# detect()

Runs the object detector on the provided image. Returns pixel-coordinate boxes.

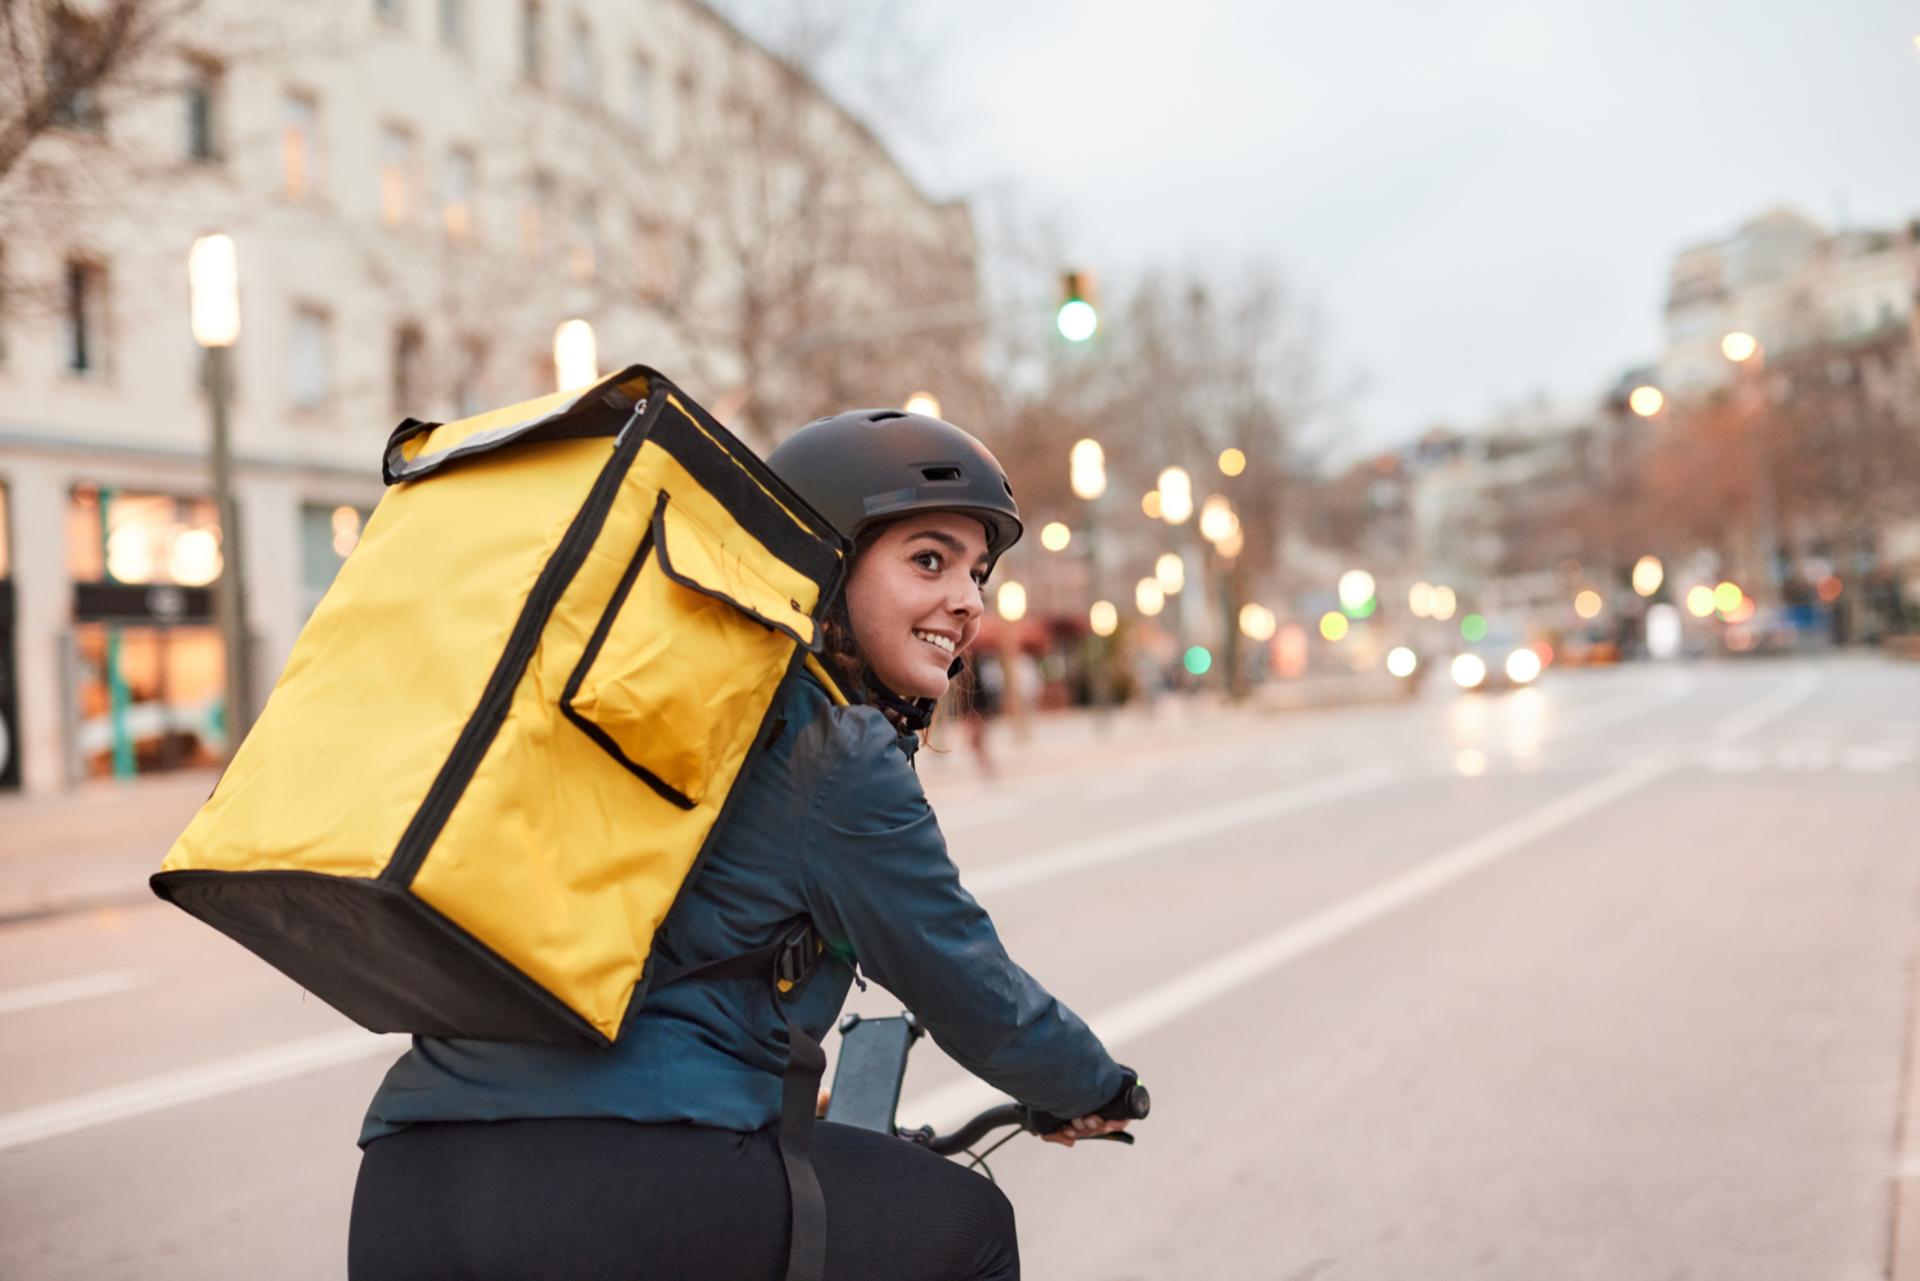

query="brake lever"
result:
[1084,1132,1134,1145]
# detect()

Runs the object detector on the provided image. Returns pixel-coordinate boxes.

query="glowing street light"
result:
[1089,600,1118,637]
[1628,385,1665,418]
[1685,585,1717,618]
[1409,581,1434,618]
[1386,646,1418,678]
[1430,585,1458,621]
[1721,331,1760,363]
[1713,580,1743,613]
[1632,555,1664,597]
[188,234,240,348]
[1574,589,1603,619]
[1337,569,1376,613]
[996,580,1028,622]
[1039,521,1072,552]
[903,390,942,417]
[1218,447,1247,477]
[1155,552,1185,594]
[1198,494,1238,544]
[1156,466,1193,524]
[554,319,598,391]
[1238,603,1277,641]
[1140,490,1163,519]
[1069,438,1107,500]
[1135,578,1165,616]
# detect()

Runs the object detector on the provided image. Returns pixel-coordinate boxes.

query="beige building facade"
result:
[0,0,981,793]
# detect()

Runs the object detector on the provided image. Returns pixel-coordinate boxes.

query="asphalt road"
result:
[2,657,1916,1279]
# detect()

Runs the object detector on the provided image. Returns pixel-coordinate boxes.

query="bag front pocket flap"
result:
[652,493,821,653]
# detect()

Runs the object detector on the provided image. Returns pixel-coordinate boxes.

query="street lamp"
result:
[1628,385,1665,418]
[1156,466,1193,525]
[554,318,598,391]
[1071,439,1112,716]
[188,233,254,748]
[1069,438,1107,500]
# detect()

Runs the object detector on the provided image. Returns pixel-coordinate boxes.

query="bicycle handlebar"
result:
[905,1080,1152,1155]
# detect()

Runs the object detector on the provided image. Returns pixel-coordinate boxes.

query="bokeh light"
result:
[1141,490,1163,519]
[1386,646,1418,677]
[1460,613,1488,642]
[1818,575,1843,602]
[1721,331,1759,363]
[1337,569,1376,613]
[1155,552,1185,594]
[1632,555,1664,597]
[1505,648,1542,683]
[1713,581,1742,613]
[1686,585,1717,617]
[1039,521,1071,552]
[903,391,941,417]
[1089,600,1118,636]
[1056,298,1098,342]
[169,528,223,586]
[1574,589,1602,619]
[1135,578,1165,616]
[331,505,362,557]
[1450,653,1487,689]
[1319,611,1349,641]
[1156,466,1193,524]
[1628,385,1665,417]
[1455,747,1487,777]
[1218,447,1247,477]
[1239,603,1277,641]
[1409,581,1434,618]
[1198,494,1238,544]
[1431,585,1458,621]
[1184,646,1212,676]
[996,580,1027,621]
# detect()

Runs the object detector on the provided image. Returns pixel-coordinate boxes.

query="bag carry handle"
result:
[382,368,653,485]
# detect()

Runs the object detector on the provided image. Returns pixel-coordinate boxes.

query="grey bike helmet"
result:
[766,409,1023,571]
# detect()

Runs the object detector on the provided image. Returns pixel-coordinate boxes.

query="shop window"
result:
[67,486,222,588]
[73,623,227,778]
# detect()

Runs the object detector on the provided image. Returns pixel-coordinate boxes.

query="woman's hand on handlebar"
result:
[1041,1114,1130,1148]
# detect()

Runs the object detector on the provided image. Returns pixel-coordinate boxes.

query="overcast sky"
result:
[732,0,1920,454]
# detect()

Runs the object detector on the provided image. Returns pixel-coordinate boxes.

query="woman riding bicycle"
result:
[348,408,1138,1280]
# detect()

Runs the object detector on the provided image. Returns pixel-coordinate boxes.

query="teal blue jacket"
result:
[360,671,1122,1144]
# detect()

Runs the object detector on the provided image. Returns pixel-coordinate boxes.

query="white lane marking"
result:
[964,765,1401,896]
[902,668,1820,1132]
[1712,669,1821,742]
[0,969,151,1016]
[0,1030,407,1152]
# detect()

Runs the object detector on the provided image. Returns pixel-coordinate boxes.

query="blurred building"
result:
[0,0,980,793]
[1660,206,1918,396]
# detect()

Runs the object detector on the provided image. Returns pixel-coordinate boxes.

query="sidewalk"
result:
[0,676,1389,924]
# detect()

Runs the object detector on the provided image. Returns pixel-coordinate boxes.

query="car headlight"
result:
[1450,653,1487,689]
[1386,646,1418,678]
[1505,648,1542,684]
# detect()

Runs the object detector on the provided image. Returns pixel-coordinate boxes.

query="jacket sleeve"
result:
[796,709,1124,1119]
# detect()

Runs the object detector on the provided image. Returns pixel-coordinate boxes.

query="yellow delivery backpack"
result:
[151,365,848,1046]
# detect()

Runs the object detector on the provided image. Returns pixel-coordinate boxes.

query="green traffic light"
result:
[1056,298,1098,342]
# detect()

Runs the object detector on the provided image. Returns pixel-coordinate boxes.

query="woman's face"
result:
[845,511,990,700]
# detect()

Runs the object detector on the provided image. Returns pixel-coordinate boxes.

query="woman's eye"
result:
[912,551,942,572]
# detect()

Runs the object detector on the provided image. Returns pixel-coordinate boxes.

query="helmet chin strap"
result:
[871,655,964,734]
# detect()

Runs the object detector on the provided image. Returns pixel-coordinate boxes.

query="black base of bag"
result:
[150,869,608,1045]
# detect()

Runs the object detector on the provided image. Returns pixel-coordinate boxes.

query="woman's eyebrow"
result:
[905,530,986,562]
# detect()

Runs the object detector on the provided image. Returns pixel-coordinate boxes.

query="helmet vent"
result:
[918,465,964,483]
[867,410,907,422]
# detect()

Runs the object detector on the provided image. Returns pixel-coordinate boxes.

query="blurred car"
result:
[1449,629,1544,692]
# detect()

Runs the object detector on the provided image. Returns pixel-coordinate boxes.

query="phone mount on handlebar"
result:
[825,1010,1148,1179]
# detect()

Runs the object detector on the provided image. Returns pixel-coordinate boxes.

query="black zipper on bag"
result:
[382,402,653,886]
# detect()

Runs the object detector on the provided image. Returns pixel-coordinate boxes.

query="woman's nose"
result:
[950,577,984,618]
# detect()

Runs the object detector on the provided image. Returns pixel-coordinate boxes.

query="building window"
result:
[627,54,652,130]
[566,18,595,101]
[392,323,424,413]
[442,147,476,241]
[62,258,106,376]
[290,304,333,410]
[437,0,466,51]
[453,337,488,417]
[569,195,597,281]
[282,92,319,199]
[379,124,416,226]
[373,0,406,28]
[301,503,370,616]
[519,0,543,83]
[520,171,552,261]
[47,8,106,131]
[184,57,223,162]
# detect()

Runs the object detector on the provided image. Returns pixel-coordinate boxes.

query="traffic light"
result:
[1056,270,1098,342]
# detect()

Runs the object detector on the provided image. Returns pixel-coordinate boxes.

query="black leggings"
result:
[348,1118,1018,1280]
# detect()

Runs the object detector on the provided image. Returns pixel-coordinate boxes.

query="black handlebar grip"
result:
[1096,1069,1150,1122]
